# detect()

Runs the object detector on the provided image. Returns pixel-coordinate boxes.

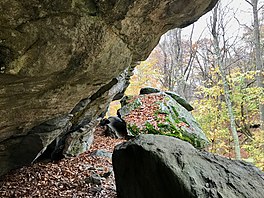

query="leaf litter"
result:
[0,127,124,198]
[0,94,169,198]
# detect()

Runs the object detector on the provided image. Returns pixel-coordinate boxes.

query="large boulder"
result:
[0,0,218,175]
[165,91,194,111]
[139,87,194,111]
[113,134,264,198]
[119,92,209,148]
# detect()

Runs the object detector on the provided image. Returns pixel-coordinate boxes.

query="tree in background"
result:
[210,2,241,160]
[245,0,264,129]
[157,26,198,100]
[125,55,164,96]
[158,28,182,92]
[115,0,264,169]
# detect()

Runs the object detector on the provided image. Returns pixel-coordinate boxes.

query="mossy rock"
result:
[165,91,194,111]
[119,96,142,116]
[121,93,209,148]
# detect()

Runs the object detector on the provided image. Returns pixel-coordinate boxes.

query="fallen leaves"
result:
[0,127,124,198]
[124,94,166,130]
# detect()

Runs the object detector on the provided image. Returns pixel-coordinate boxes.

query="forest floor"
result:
[0,95,165,198]
[0,127,125,198]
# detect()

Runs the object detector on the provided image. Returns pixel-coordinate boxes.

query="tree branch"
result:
[244,0,253,7]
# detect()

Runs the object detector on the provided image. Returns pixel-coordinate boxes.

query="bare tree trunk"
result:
[211,4,241,160]
[251,0,264,129]
[158,29,183,93]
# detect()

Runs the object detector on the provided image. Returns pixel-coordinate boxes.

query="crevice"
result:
[90,78,118,101]
[69,77,118,128]
[0,46,14,69]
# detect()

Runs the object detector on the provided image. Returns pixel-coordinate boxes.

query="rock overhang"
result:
[0,0,219,175]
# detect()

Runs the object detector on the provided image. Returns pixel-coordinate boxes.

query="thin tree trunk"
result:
[211,5,241,160]
[251,0,264,129]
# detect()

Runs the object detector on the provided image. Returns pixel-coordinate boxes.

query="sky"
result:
[181,0,264,41]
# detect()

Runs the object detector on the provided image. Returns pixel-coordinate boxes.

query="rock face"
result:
[165,91,194,111]
[139,87,161,95]
[113,135,264,198]
[0,0,218,175]
[119,92,209,148]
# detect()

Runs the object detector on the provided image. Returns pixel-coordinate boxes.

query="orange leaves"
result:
[0,128,125,198]
[124,94,166,130]
[177,122,188,128]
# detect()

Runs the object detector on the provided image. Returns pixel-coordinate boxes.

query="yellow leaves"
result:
[242,129,264,171]
[126,58,164,96]
[193,67,263,170]
[229,70,256,83]
[107,101,121,116]
[197,85,223,98]
[210,66,220,73]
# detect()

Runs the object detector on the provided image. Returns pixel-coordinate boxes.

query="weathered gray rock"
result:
[0,0,218,175]
[113,135,264,198]
[85,173,102,185]
[91,150,112,159]
[63,126,94,157]
[165,91,194,111]
[139,87,161,95]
